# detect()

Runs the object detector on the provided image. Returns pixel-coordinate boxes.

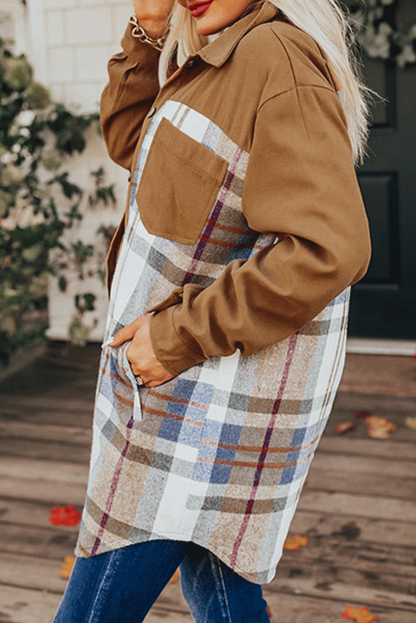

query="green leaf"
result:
[71,240,94,264]
[58,276,67,292]
[74,293,96,313]
[49,172,82,199]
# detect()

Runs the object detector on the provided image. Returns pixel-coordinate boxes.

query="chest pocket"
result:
[136,117,228,245]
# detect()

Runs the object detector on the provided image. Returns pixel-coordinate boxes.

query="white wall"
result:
[1,0,135,341]
[26,0,131,113]
[0,0,28,53]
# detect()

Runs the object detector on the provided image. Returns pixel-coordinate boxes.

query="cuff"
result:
[121,22,161,63]
[149,306,208,377]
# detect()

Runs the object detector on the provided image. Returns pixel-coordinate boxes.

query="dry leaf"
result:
[169,568,180,584]
[353,411,396,439]
[354,411,372,420]
[60,555,76,579]
[49,505,82,527]
[365,415,397,439]
[342,605,378,622]
[283,534,308,551]
[405,416,416,430]
[334,422,356,435]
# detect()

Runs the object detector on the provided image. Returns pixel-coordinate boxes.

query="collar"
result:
[197,2,280,67]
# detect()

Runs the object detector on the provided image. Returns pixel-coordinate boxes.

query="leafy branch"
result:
[0,38,116,367]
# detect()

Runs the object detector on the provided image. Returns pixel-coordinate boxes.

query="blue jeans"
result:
[53,540,270,623]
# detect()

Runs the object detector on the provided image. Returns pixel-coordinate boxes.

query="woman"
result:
[54,1,371,621]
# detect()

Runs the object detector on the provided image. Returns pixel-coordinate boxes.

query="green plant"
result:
[0,37,115,369]
[347,0,416,67]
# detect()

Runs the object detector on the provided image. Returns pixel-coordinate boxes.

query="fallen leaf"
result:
[354,411,372,420]
[342,605,378,622]
[60,555,75,579]
[334,422,356,434]
[405,416,416,430]
[365,415,397,439]
[283,534,308,551]
[49,505,82,527]
[169,568,180,584]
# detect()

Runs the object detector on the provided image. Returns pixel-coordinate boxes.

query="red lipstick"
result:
[188,1,213,18]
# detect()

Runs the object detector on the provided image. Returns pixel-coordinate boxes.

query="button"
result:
[148,106,156,118]
[186,60,196,69]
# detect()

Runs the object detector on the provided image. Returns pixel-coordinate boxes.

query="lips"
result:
[188,1,213,18]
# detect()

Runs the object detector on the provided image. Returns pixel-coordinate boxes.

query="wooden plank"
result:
[0,584,62,623]
[0,552,69,593]
[0,499,80,532]
[280,530,416,572]
[0,439,90,463]
[0,358,98,388]
[0,476,86,506]
[338,354,416,399]
[0,457,88,485]
[0,523,78,559]
[324,420,416,444]
[0,395,94,412]
[290,509,416,548]
[333,392,416,414]
[0,421,91,445]
[312,451,416,479]
[263,589,416,623]
[277,547,416,591]
[0,406,92,429]
[306,467,416,499]
[298,490,416,523]
[318,436,416,461]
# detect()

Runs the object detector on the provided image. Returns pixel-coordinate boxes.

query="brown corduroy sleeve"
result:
[100,25,160,171]
[149,84,371,377]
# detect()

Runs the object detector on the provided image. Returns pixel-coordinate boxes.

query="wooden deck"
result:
[0,342,415,622]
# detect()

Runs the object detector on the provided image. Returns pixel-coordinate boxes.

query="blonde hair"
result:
[159,1,370,165]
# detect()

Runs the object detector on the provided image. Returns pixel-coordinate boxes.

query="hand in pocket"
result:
[109,315,174,387]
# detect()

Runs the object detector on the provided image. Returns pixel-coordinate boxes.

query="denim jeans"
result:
[53,540,271,623]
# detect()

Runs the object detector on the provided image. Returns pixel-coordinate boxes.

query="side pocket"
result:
[112,341,143,422]
[136,118,228,245]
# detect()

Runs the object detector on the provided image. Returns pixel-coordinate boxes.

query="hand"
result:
[133,0,177,37]
[110,315,174,387]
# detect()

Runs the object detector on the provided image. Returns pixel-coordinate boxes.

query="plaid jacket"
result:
[76,3,370,583]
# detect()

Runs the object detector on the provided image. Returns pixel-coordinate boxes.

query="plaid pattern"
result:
[76,100,350,584]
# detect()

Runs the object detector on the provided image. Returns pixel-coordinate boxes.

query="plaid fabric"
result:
[76,100,350,584]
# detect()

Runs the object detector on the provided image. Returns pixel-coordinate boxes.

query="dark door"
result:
[348,50,416,339]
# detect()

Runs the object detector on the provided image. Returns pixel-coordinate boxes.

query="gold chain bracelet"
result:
[128,15,168,51]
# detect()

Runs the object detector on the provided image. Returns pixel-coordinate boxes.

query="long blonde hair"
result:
[159,1,370,165]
